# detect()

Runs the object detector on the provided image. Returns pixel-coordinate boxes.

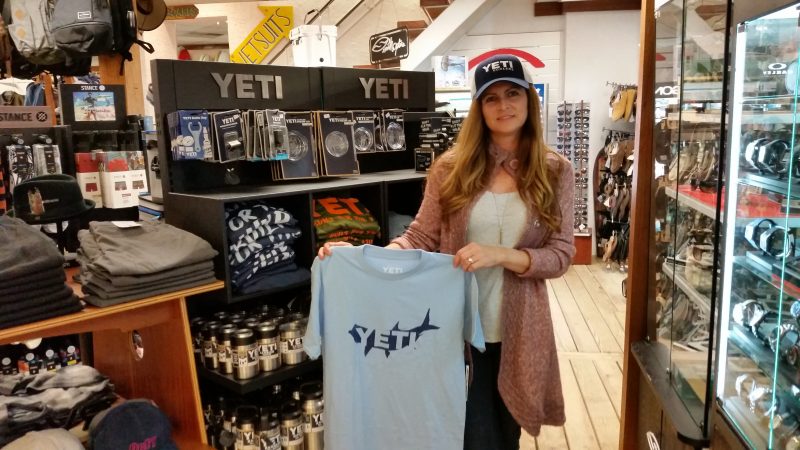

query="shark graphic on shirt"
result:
[348,309,440,357]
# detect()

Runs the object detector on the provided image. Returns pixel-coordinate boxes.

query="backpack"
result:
[110,0,154,72]
[3,0,66,65]
[50,0,114,57]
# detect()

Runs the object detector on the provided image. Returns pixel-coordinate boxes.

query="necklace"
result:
[490,192,509,244]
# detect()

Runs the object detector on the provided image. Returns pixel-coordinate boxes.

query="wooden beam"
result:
[124,45,144,117]
[534,1,563,16]
[619,0,655,448]
[535,0,640,16]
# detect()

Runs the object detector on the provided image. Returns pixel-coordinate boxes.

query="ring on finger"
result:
[467,257,474,264]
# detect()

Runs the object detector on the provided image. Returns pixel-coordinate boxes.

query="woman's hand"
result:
[317,241,353,260]
[454,243,532,274]
[453,243,504,272]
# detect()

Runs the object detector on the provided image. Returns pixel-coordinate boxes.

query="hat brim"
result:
[19,199,95,224]
[474,78,531,99]
[136,0,168,32]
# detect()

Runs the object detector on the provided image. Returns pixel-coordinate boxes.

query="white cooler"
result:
[290,25,337,67]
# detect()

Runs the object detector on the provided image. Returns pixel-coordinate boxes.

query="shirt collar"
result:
[488,144,520,176]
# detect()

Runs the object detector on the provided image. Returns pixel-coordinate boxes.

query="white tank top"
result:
[466,191,527,342]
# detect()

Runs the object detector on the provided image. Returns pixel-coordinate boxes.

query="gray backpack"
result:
[4,0,66,65]
[50,0,114,57]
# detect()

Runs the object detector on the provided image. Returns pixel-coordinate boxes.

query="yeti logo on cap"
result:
[482,60,515,73]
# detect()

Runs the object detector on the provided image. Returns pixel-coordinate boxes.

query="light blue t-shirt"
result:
[304,245,485,450]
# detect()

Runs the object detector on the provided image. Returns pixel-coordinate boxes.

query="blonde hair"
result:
[437,86,563,232]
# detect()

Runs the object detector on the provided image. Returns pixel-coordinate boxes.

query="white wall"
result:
[563,10,639,248]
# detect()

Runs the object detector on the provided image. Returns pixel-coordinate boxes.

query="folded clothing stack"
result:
[77,221,218,307]
[0,216,82,329]
[226,202,310,294]
[314,197,381,247]
[0,365,117,447]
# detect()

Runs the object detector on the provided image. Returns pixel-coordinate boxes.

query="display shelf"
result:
[0,272,224,447]
[196,358,322,395]
[171,170,425,203]
[666,185,800,226]
[667,110,723,123]
[741,111,798,125]
[228,278,311,304]
[740,171,795,195]
[734,255,800,304]
[665,185,720,221]
[0,280,224,344]
[663,264,711,316]
[726,325,800,420]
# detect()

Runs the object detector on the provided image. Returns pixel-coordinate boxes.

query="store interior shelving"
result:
[196,359,322,395]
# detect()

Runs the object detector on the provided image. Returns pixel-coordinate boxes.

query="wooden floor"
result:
[520,262,627,450]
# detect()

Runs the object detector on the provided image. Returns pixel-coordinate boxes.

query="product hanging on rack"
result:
[607,81,638,123]
[595,126,634,271]
[556,100,590,234]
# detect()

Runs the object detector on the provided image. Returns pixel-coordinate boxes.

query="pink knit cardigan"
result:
[392,151,575,436]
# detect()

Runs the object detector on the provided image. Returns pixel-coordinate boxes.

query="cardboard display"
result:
[211,110,245,162]
[277,112,319,180]
[167,110,213,161]
[75,153,103,208]
[351,110,376,153]
[380,109,406,152]
[314,111,359,176]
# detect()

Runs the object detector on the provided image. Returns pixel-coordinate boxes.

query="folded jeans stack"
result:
[77,221,218,307]
[226,203,310,294]
[0,216,82,329]
[0,365,116,447]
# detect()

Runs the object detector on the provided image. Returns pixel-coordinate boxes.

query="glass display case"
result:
[717,3,800,449]
[626,0,728,446]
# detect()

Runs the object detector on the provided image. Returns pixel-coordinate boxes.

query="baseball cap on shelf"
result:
[471,53,532,99]
[88,399,178,450]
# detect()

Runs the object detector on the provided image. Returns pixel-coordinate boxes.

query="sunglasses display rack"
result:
[556,101,590,234]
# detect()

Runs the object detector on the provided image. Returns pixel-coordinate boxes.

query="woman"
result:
[319,54,574,449]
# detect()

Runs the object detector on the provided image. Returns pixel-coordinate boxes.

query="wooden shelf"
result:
[0,281,224,344]
[197,358,322,395]
[1,274,224,447]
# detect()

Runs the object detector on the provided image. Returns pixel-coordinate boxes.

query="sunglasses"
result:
[574,123,590,130]
[557,123,573,130]
[573,116,590,122]
[557,116,572,123]
[574,176,589,182]
[574,137,590,144]
[578,167,588,174]
[557,109,572,116]
[574,107,590,114]
[556,143,572,150]
[574,144,589,149]
[557,136,573,142]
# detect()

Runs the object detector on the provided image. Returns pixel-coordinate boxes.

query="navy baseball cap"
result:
[472,54,532,98]
[88,399,178,450]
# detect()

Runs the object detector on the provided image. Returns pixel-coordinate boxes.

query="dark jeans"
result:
[464,343,521,450]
